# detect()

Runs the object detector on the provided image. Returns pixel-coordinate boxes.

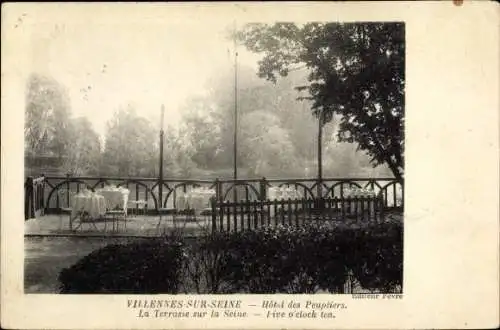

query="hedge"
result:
[59,222,402,294]
[58,238,184,293]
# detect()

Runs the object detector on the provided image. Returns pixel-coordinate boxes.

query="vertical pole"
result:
[233,22,238,182]
[158,105,165,213]
[317,112,323,206]
[233,21,239,203]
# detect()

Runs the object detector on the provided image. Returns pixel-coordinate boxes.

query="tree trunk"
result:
[387,159,403,181]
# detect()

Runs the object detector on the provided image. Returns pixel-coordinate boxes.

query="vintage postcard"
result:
[1,1,499,329]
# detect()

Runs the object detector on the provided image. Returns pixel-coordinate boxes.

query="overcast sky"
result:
[27,11,261,138]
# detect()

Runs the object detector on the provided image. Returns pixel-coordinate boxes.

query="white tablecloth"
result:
[343,187,377,198]
[175,188,215,215]
[268,186,302,201]
[96,186,129,215]
[343,187,377,214]
[267,187,302,217]
[71,193,107,219]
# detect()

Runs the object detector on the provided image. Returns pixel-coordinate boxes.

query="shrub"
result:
[219,223,350,293]
[183,230,237,294]
[218,222,402,293]
[58,238,185,294]
[222,227,303,293]
[347,222,403,292]
[59,222,403,294]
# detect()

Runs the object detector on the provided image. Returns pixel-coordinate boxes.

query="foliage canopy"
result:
[235,22,405,179]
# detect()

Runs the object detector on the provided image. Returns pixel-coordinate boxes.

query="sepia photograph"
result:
[23,18,404,295]
[3,2,498,329]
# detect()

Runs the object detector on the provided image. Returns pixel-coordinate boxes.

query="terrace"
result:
[25,174,404,237]
[25,174,403,293]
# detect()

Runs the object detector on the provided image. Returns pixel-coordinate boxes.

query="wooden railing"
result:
[210,196,385,233]
[25,175,46,220]
[37,174,403,215]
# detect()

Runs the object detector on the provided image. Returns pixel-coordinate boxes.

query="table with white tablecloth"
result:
[175,188,216,215]
[70,192,107,229]
[95,186,130,215]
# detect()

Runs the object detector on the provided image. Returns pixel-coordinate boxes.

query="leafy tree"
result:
[25,73,72,159]
[182,65,316,172]
[102,105,157,177]
[62,117,101,175]
[179,97,222,169]
[272,71,317,161]
[204,65,271,168]
[164,125,197,178]
[240,110,297,178]
[235,22,405,179]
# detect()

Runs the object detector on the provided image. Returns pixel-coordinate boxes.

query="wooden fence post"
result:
[30,177,36,219]
[65,173,71,208]
[379,193,385,223]
[344,270,353,294]
[259,177,267,201]
[401,180,404,209]
[40,174,46,215]
[215,178,222,202]
[25,177,33,220]
[211,197,217,233]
